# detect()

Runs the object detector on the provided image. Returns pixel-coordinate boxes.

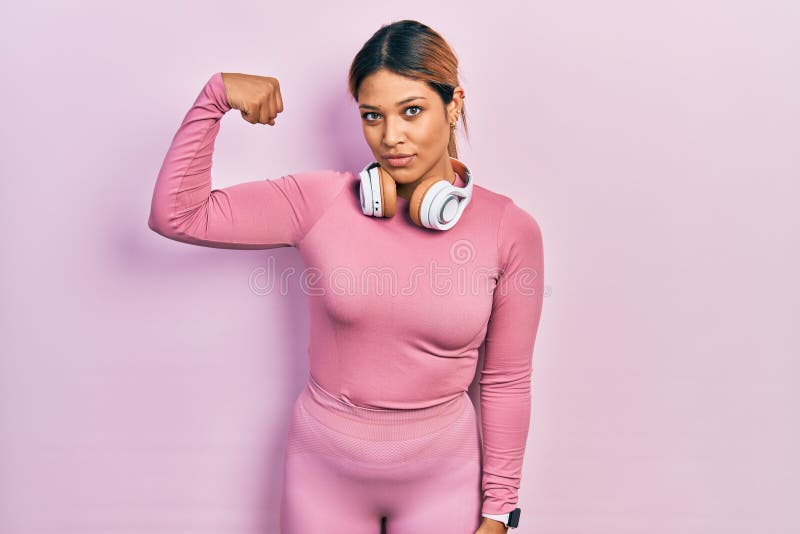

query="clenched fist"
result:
[220,72,284,126]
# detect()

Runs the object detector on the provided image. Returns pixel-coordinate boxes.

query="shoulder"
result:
[287,168,355,186]
[500,200,542,246]
[281,168,355,200]
[472,185,542,275]
[472,184,542,246]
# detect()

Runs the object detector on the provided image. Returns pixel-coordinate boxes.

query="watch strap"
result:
[482,507,521,528]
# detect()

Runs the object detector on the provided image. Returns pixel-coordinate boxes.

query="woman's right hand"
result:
[220,72,284,126]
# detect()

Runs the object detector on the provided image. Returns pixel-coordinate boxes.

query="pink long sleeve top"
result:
[148,72,545,516]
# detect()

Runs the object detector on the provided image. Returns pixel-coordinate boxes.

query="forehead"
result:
[357,69,435,106]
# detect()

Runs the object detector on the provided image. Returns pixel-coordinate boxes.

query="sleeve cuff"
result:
[482,511,510,524]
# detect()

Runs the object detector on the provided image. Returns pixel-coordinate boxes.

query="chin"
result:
[390,171,419,184]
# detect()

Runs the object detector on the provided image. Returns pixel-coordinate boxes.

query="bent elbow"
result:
[147,209,174,239]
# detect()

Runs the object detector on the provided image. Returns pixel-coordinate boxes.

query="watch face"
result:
[508,507,521,528]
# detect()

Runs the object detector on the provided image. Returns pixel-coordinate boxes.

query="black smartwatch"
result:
[482,507,521,529]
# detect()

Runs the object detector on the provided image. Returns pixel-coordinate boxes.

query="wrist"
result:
[481,506,521,529]
[480,516,509,532]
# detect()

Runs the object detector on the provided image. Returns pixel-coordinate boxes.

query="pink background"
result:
[1,2,798,533]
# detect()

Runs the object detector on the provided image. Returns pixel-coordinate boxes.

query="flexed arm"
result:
[479,201,545,516]
[148,72,348,249]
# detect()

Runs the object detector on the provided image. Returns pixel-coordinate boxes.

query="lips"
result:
[384,154,415,167]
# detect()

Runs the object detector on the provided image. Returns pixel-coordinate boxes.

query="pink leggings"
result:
[279,376,483,533]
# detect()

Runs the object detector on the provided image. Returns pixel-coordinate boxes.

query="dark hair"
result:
[348,19,470,159]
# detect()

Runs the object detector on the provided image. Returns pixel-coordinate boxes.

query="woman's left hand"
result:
[474,517,509,533]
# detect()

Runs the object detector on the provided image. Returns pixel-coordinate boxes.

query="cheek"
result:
[410,120,433,145]
[362,127,379,146]
[421,117,448,141]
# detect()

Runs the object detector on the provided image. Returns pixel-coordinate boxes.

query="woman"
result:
[148,19,543,534]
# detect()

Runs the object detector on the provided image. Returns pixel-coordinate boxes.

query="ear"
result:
[448,85,465,121]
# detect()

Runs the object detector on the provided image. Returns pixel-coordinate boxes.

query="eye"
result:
[361,105,424,122]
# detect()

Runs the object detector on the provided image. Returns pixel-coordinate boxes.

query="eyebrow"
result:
[358,96,427,110]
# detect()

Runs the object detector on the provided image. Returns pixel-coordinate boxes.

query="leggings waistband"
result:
[299,375,470,441]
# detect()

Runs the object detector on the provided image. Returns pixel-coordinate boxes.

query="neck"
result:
[396,158,457,201]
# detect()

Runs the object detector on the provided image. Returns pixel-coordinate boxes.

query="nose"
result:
[382,116,405,146]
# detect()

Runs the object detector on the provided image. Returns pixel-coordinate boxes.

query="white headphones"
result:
[358,156,474,231]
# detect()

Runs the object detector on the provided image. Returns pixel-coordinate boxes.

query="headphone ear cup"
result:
[408,176,440,228]
[377,166,397,218]
[359,176,371,216]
